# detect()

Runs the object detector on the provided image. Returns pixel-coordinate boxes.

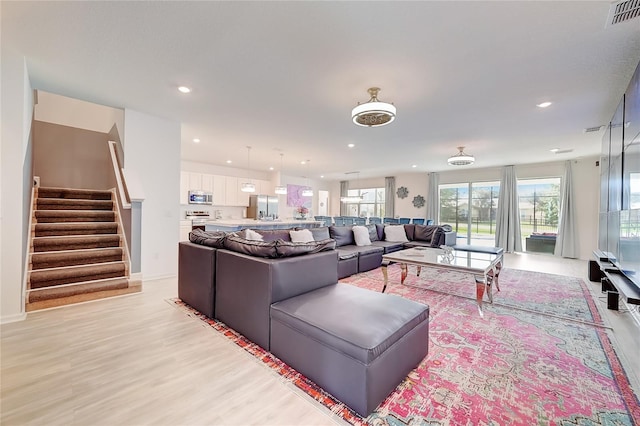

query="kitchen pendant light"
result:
[340,171,364,203]
[301,160,313,197]
[241,146,256,192]
[274,153,287,195]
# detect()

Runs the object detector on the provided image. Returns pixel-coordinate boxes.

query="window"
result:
[345,187,385,217]
[439,182,500,244]
[517,178,561,235]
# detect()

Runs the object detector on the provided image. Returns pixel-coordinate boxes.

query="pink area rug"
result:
[170,266,640,425]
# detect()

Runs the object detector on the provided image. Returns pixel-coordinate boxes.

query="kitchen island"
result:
[204,219,322,232]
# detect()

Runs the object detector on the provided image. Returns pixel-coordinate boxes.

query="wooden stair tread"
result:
[31,248,124,269]
[37,187,113,200]
[29,262,127,289]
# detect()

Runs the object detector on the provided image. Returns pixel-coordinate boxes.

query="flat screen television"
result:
[616,139,640,289]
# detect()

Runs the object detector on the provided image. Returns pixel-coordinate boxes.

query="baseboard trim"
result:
[1,312,28,324]
[142,273,176,283]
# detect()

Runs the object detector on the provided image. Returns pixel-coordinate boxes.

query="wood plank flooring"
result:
[2,253,639,425]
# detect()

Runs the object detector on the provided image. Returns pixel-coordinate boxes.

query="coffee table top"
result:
[382,247,501,274]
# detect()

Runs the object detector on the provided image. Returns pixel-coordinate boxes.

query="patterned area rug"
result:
[170,266,640,425]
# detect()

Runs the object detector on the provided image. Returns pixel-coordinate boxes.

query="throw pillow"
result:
[309,226,330,241]
[365,224,379,241]
[289,229,314,243]
[244,229,264,241]
[352,225,372,246]
[384,225,409,242]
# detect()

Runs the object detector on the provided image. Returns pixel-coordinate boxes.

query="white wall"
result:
[35,90,124,137]
[1,54,33,323]
[124,110,181,281]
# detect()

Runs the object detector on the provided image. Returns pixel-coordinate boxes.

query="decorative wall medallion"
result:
[412,195,425,208]
[396,186,409,199]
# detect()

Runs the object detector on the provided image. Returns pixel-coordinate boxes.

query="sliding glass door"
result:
[439,181,500,245]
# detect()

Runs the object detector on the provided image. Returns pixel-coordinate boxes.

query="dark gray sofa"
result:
[178,229,430,417]
[322,224,457,278]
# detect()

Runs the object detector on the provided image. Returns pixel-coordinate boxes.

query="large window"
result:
[345,188,385,217]
[517,178,561,235]
[440,181,500,244]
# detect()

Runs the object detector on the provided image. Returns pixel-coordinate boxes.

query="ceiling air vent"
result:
[607,0,640,25]
[584,125,605,133]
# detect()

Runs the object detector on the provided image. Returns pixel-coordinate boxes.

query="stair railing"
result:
[108,140,142,276]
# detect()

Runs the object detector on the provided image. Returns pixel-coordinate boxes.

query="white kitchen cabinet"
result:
[201,174,214,193]
[225,177,238,206]
[237,179,251,207]
[188,172,202,191]
[257,179,273,195]
[180,171,190,205]
[212,175,226,206]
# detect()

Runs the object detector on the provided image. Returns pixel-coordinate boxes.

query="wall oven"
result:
[188,190,213,205]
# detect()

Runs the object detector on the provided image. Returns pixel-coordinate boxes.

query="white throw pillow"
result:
[245,229,264,241]
[385,225,409,242]
[352,225,372,246]
[289,229,314,243]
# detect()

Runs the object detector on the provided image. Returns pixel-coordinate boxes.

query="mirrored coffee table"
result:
[381,247,503,317]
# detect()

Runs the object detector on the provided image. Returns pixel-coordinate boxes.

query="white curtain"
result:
[426,172,439,224]
[339,180,348,216]
[555,160,579,258]
[495,165,522,252]
[385,176,395,218]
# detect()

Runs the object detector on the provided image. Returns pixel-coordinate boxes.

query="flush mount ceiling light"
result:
[447,146,475,166]
[536,101,552,108]
[301,160,313,197]
[178,86,191,93]
[352,87,396,127]
[240,146,256,193]
[274,153,287,195]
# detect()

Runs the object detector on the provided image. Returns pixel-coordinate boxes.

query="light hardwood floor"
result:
[2,252,639,425]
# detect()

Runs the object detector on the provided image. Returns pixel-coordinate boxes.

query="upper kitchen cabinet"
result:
[212,175,226,206]
[180,171,190,205]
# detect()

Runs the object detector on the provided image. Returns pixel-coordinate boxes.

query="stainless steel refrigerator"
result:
[247,195,279,219]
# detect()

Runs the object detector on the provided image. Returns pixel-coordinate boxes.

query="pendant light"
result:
[301,160,313,197]
[274,153,287,195]
[241,146,256,192]
[340,171,364,203]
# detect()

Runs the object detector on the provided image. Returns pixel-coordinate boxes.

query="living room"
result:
[2,1,640,424]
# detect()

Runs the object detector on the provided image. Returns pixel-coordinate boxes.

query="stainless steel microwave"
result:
[188,190,213,205]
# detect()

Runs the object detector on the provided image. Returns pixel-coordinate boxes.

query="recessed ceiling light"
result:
[411,164,417,168]
[536,101,552,108]
[269,166,274,171]
[178,86,192,93]
[320,175,324,178]
[192,138,200,143]
[300,161,306,165]
[348,143,355,148]
[550,148,559,153]
[226,160,232,164]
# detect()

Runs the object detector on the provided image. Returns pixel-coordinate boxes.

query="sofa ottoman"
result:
[270,283,429,417]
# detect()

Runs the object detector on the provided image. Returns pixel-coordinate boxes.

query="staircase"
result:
[26,186,141,311]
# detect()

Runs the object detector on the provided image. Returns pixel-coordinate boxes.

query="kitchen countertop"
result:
[204,219,322,231]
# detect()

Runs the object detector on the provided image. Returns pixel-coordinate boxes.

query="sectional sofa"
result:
[326,224,457,278]
[178,228,430,416]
